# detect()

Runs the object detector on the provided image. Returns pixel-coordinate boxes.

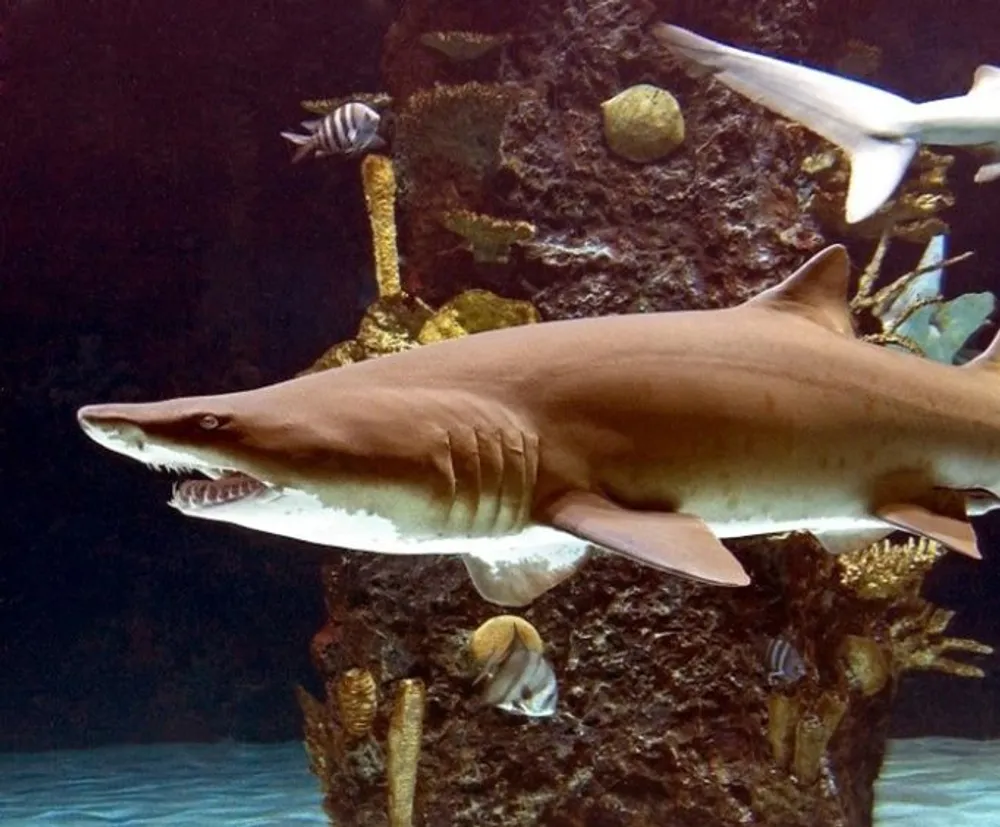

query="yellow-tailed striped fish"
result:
[474,627,558,718]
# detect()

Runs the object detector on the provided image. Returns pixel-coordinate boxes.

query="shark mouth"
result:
[166,470,272,511]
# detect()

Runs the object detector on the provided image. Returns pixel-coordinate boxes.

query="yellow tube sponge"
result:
[362,154,402,298]
[387,678,426,827]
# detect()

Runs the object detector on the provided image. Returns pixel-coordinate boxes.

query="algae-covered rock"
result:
[418,288,539,343]
[601,83,685,163]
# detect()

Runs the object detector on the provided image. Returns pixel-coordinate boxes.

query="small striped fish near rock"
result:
[280,101,386,163]
[762,635,808,685]
[474,626,559,718]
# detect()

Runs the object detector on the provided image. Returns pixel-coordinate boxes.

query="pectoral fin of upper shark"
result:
[538,491,751,587]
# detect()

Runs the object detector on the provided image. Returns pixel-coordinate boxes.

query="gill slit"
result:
[480,426,504,534]
[443,430,459,531]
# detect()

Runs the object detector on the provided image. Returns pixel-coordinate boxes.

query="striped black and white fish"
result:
[763,635,807,685]
[280,101,386,164]
[473,627,558,718]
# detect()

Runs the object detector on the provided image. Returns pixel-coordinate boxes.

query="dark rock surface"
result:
[307,542,873,826]
[382,0,846,315]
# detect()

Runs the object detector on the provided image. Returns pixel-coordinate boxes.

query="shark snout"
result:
[77,404,117,430]
[78,402,160,427]
[77,404,150,456]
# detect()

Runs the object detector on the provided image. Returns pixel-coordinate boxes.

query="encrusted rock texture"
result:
[309,535,949,827]
[381,0,875,315]
[300,1,961,826]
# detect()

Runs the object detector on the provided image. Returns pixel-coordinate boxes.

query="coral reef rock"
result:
[380,0,840,310]
[296,1,991,826]
[303,533,989,826]
[601,83,685,163]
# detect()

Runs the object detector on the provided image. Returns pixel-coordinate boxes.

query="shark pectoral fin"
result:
[462,544,591,607]
[539,492,751,587]
[875,503,982,560]
[743,245,856,336]
[812,529,892,555]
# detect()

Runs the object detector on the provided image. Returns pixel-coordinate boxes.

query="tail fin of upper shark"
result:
[651,24,920,223]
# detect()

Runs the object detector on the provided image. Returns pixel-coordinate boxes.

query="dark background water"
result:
[1,0,999,751]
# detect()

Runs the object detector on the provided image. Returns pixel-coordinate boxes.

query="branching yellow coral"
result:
[889,604,993,678]
[837,536,945,601]
[440,209,536,263]
[419,30,511,61]
[362,154,401,298]
[387,679,426,827]
[835,538,991,679]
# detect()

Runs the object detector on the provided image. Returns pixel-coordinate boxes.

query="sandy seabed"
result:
[1,737,997,825]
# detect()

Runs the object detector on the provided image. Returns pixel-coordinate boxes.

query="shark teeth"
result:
[144,461,200,475]
[169,473,270,510]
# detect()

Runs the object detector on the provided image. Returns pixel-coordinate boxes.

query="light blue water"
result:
[0,742,325,825]
[1,738,996,825]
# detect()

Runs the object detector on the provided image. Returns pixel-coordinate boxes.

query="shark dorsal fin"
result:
[963,330,1000,372]
[970,65,1000,95]
[743,245,856,335]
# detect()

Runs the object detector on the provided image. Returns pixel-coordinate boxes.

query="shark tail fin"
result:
[650,23,919,223]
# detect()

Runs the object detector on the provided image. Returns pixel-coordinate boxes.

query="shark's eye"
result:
[199,414,221,430]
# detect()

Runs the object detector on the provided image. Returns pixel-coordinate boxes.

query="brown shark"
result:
[77,245,996,606]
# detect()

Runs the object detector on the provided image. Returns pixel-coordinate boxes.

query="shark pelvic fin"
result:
[539,491,751,587]
[875,502,982,559]
[745,245,855,335]
[462,544,591,607]
[970,65,1000,95]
